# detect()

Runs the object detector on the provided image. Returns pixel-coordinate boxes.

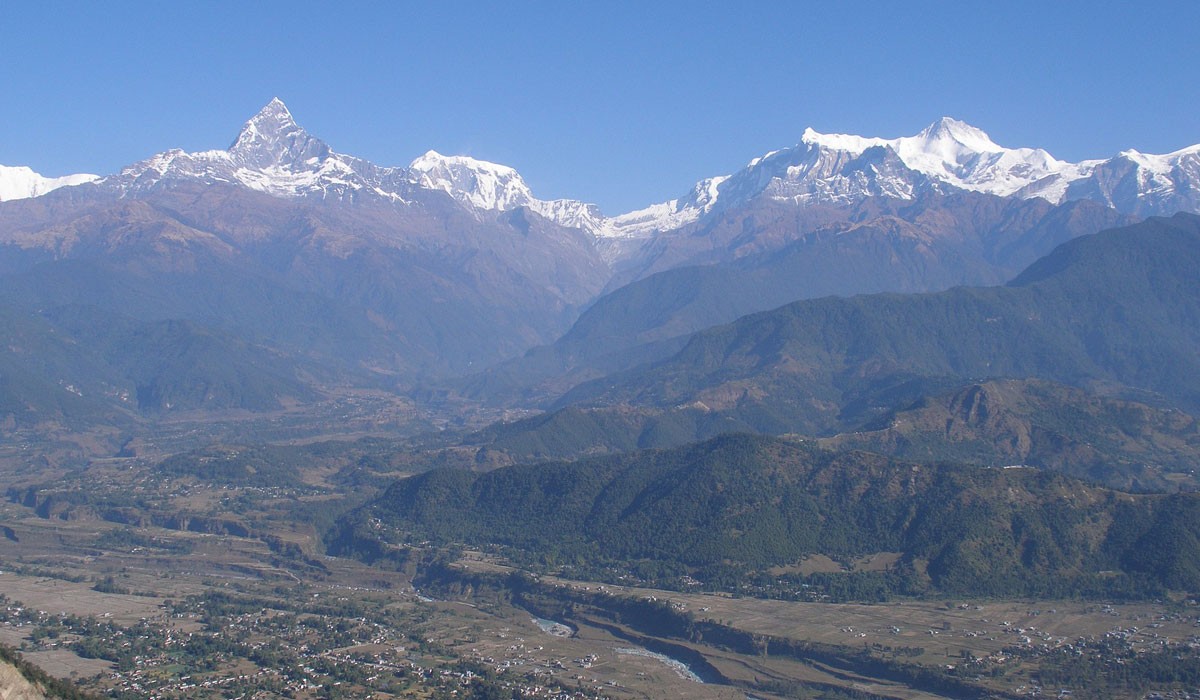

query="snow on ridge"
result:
[409,150,520,178]
[800,118,1071,198]
[100,101,598,225]
[594,175,730,238]
[105,100,411,202]
[1115,146,1200,178]
[8,100,1199,234]
[0,164,99,202]
[606,120,1199,235]
[408,150,535,212]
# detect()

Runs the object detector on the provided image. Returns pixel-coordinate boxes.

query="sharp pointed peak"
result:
[226,97,329,169]
[916,117,998,150]
[244,97,296,128]
[230,98,305,151]
[411,149,447,165]
[926,115,973,130]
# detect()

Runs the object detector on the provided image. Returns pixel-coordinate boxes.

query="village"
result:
[4,437,1200,700]
[0,582,615,699]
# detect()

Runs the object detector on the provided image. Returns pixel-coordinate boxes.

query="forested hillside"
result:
[335,434,1200,599]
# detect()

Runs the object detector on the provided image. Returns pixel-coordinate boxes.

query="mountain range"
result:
[7,102,1198,238]
[7,100,1200,606]
[0,100,1198,443]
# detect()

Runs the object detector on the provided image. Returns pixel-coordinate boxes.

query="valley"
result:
[2,99,1200,700]
[3,447,1200,700]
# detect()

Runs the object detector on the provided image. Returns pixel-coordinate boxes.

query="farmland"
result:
[3,440,1200,699]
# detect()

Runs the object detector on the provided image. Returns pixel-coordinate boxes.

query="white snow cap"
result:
[8,101,1198,235]
[801,117,1069,197]
[0,164,98,202]
[408,150,535,211]
[230,97,296,150]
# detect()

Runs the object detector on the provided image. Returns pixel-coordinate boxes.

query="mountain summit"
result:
[409,150,537,211]
[612,118,1199,235]
[95,99,610,232]
[106,98,406,201]
[228,97,331,170]
[4,102,1198,233]
[915,116,1004,154]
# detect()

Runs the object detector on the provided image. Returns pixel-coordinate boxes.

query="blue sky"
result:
[3,1,1197,213]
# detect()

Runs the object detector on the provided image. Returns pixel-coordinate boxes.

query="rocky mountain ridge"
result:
[5,101,1197,244]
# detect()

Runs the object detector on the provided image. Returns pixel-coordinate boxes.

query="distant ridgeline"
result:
[333,434,1200,600]
[447,214,1200,493]
[552,214,1200,437]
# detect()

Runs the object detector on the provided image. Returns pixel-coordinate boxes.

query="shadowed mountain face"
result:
[0,183,612,427]
[820,379,1200,492]
[552,214,1200,435]
[464,193,1129,404]
[0,102,1193,437]
[400,378,1200,493]
[0,182,610,374]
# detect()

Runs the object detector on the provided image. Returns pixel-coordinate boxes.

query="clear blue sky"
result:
[3,1,1197,214]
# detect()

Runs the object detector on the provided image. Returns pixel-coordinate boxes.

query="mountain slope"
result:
[2,102,1197,434]
[0,101,611,429]
[337,433,1200,598]
[0,177,611,382]
[0,301,136,432]
[466,193,1128,403]
[556,213,1200,434]
[822,379,1200,492]
[422,376,1200,492]
[0,293,317,431]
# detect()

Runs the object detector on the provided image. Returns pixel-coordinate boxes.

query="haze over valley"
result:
[3,4,1200,698]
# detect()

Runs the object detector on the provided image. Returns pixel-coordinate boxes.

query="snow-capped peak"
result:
[11,101,1197,239]
[799,118,1068,197]
[105,98,408,201]
[914,116,1003,154]
[228,97,331,170]
[408,150,536,211]
[96,101,615,231]
[230,97,296,149]
[801,118,1003,159]
[409,150,519,178]
[0,164,99,202]
[604,118,1088,238]
[406,151,614,232]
